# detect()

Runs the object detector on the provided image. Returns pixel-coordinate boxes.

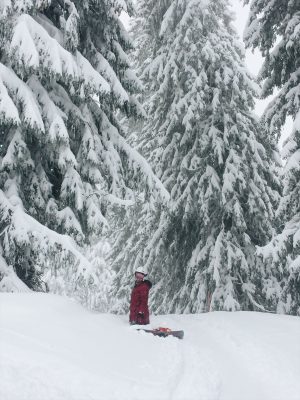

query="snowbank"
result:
[0,293,299,400]
[0,257,31,293]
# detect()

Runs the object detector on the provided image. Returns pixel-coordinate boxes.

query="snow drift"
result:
[0,293,299,400]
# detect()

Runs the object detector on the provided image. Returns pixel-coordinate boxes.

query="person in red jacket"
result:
[129,267,152,325]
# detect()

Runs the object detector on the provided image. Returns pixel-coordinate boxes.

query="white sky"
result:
[230,0,263,76]
[230,1,273,121]
[229,0,291,147]
[120,0,292,147]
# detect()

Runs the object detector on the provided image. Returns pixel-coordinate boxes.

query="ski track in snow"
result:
[1,294,300,400]
[163,315,220,400]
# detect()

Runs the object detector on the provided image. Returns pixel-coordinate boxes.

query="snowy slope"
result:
[0,294,299,400]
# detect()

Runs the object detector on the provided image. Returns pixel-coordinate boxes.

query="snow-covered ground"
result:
[1,294,299,400]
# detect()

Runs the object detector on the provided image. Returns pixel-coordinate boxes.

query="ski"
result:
[137,327,184,339]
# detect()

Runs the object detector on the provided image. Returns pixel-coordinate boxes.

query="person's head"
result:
[135,272,145,282]
[134,267,147,282]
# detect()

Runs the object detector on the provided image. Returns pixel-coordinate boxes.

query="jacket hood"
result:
[144,279,152,288]
[134,279,152,289]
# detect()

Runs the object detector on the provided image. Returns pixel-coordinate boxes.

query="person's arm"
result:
[135,290,142,315]
[138,285,149,311]
[136,285,149,323]
[129,287,141,323]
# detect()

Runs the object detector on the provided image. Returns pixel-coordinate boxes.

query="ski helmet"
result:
[135,266,147,276]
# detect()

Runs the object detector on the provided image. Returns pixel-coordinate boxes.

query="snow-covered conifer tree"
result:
[244,0,300,315]
[0,0,167,296]
[111,0,281,314]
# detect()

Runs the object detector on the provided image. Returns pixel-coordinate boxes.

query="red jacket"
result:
[129,280,152,324]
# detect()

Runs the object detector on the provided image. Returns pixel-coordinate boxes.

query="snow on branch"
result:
[0,77,20,125]
[1,0,50,14]
[0,63,44,131]
[95,51,129,104]
[100,110,170,202]
[10,14,110,96]
[0,190,94,283]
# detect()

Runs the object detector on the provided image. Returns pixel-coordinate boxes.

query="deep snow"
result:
[0,293,299,400]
